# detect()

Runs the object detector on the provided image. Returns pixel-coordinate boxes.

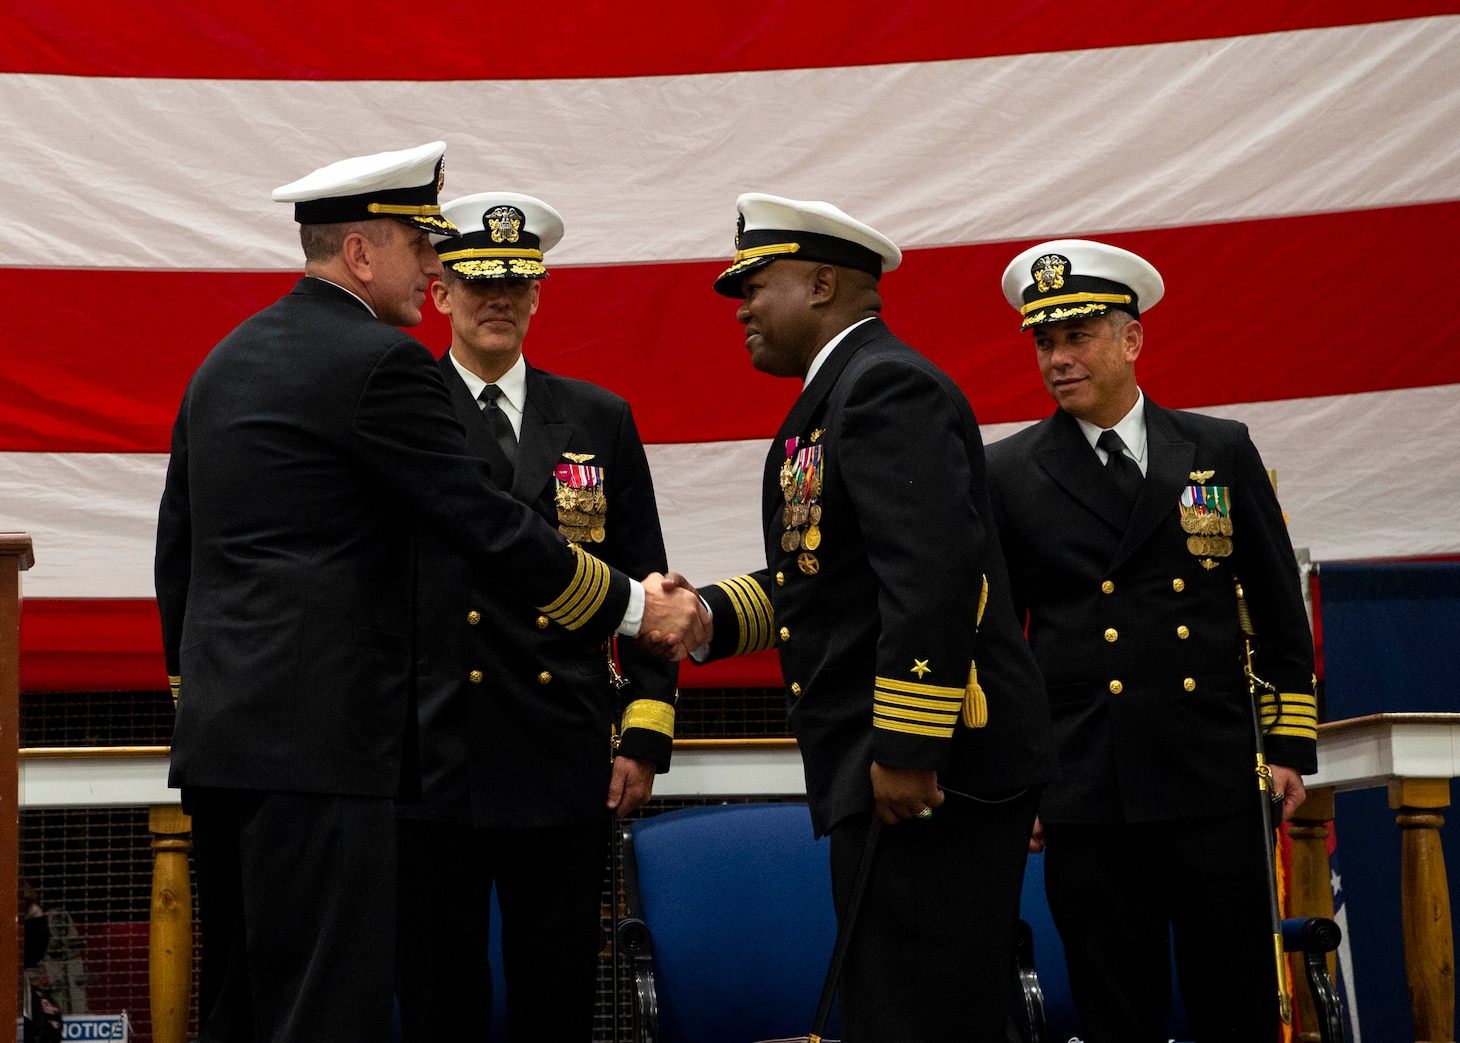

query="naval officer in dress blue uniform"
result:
[985,239,1318,1043]
[156,145,705,1043]
[395,191,678,1042]
[690,194,1055,1043]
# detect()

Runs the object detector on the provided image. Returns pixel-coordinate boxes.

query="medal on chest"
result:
[1180,471,1232,569]
[555,454,606,544]
[780,432,825,574]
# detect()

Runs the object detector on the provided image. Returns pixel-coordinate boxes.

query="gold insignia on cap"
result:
[451,259,507,277]
[734,211,745,250]
[436,157,445,193]
[563,452,596,464]
[911,659,931,679]
[486,206,523,244]
[1190,470,1215,484]
[1033,254,1068,293]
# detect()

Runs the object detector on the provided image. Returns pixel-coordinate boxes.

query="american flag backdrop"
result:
[2,1,1458,690]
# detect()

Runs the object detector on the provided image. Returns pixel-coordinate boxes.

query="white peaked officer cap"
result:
[271,141,458,237]
[1002,239,1164,331]
[433,192,565,280]
[713,192,902,298]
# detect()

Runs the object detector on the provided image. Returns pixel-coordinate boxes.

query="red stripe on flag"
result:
[679,649,782,690]
[20,598,168,691]
[4,202,1458,452]
[3,1,1453,80]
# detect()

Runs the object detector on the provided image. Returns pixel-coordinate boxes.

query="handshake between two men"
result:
[636,572,710,662]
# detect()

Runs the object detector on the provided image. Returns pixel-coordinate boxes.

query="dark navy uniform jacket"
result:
[699,319,1055,836]
[157,278,628,798]
[985,400,1317,825]
[405,354,678,828]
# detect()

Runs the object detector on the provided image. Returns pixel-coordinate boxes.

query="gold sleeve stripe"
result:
[539,545,611,631]
[622,698,676,738]
[1259,691,1319,740]
[875,682,962,732]
[168,674,182,686]
[1267,724,1319,740]
[875,676,964,701]
[715,574,775,656]
[877,705,960,726]
[872,712,956,739]
[874,690,964,712]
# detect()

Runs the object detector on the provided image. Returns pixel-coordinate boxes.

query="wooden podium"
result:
[2,534,34,1035]
[1292,713,1459,1043]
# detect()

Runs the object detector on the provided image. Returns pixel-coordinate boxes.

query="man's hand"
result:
[607,756,656,818]
[871,762,945,825]
[638,572,710,660]
[1270,764,1307,822]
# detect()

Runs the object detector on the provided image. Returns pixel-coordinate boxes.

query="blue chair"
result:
[617,803,842,1043]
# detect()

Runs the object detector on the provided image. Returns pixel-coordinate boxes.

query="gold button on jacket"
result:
[1183,677,1196,691]
[538,671,553,685]
[466,610,481,625]
[1108,680,1123,694]
[790,682,802,696]
[1103,628,1118,642]
[1101,580,1115,594]
[1172,578,1186,592]
[468,670,483,684]
[779,626,790,641]
[1176,625,1190,639]
[535,615,550,630]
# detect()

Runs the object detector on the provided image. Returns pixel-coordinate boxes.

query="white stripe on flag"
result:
[5,382,1458,599]
[1,17,1457,271]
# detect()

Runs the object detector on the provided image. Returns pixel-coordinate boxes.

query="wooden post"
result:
[1,535,33,1035]
[1288,786,1338,1042]
[1389,777,1455,1043]
[149,805,193,1043]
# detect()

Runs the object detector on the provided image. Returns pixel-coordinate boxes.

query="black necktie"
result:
[478,384,517,481]
[1096,428,1143,507]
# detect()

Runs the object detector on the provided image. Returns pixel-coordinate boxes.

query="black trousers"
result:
[1043,812,1279,1043]
[829,787,1039,1043]
[187,787,396,1043]
[395,817,608,1043]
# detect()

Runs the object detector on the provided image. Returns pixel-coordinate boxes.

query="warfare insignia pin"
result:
[563,452,596,464]
[810,429,824,443]
[1033,253,1069,293]
[1189,470,1215,484]
[486,205,524,244]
